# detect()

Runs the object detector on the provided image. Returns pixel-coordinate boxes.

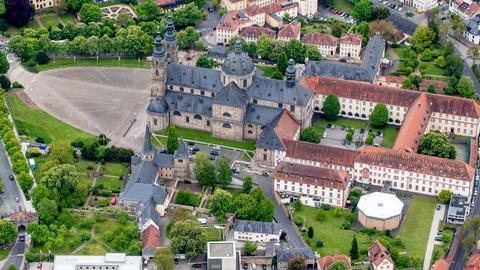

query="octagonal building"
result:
[357,192,404,231]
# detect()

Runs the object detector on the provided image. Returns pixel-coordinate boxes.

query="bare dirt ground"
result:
[8,62,152,151]
[14,89,38,108]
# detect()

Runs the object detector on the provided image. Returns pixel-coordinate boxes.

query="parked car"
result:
[209,155,216,160]
[19,235,25,242]
[323,132,327,138]
[9,175,13,181]
[15,197,19,202]
[360,129,365,134]
[188,141,195,146]
[327,123,332,128]
[213,145,221,150]
[341,140,346,145]
[210,150,219,156]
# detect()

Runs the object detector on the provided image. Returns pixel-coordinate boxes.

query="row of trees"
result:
[193,152,233,188]
[72,136,133,163]
[0,92,33,191]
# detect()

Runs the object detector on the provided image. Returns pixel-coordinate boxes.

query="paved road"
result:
[424,204,446,270]
[1,237,26,270]
[0,140,24,217]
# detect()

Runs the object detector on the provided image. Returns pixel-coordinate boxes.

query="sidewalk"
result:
[423,204,446,270]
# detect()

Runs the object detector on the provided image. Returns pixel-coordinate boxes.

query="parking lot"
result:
[184,141,245,165]
[321,124,384,150]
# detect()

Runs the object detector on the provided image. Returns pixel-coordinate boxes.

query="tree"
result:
[421,49,433,62]
[427,84,436,93]
[0,53,9,74]
[41,164,79,201]
[208,188,233,220]
[173,3,203,27]
[79,4,101,23]
[243,241,257,255]
[153,247,175,270]
[4,0,32,27]
[276,52,289,74]
[323,95,340,120]
[307,226,314,239]
[243,175,253,193]
[257,34,273,60]
[368,20,398,42]
[468,45,480,65]
[0,75,11,90]
[17,172,33,191]
[37,198,58,224]
[401,78,413,90]
[136,0,161,21]
[49,140,74,164]
[331,22,344,38]
[410,26,435,52]
[293,198,302,210]
[196,55,219,69]
[299,127,320,143]
[435,56,447,68]
[329,261,350,270]
[193,152,217,187]
[305,45,321,61]
[288,256,306,270]
[170,220,206,258]
[418,132,457,159]
[271,69,284,80]
[409,74,423,90]
[370,6,390,20]
[445,54,464,79]
[456,76,476,99]
[211,0,219,6]
[166,125,179,154]
[0,220,17,245]
[350,235,359,260]
[66,0,90,11]
[369,104,389,128]
[286,39,305,63]
[177,27,200,49]
[438,189,453,204]
[353,0,372,22]
[36,51,50,65]
[216,156,232,188]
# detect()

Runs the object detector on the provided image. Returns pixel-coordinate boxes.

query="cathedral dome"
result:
[221,40,254,77]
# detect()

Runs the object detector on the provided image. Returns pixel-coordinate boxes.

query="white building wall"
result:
[233,231,281,242]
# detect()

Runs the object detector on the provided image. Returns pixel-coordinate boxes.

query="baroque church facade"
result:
[146,17,314,141]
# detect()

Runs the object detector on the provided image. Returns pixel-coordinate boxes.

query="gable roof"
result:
[173,139,188,159]
[234,220,282,234]
[431,259,449,270]
[466,251,480,270]
[273,110,299,140]
[257,126,286,151]
[245,104,283,125]
[357,146,475,182]
[283,139,358,168]
[214,82,249,108]
[263,0,298,15]
[278,21,301,39]
[248,76,313,106]
[339,34,362,46]
[239,26,276,39]
[368,240,394,267]
[142,225,160,250]
[318,254,351,270]
[276,247,315,263]
[302,33,338,47]
[167,63,223,93]
[274,162,349,190]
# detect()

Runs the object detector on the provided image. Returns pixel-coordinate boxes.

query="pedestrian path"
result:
[423,204,446,270]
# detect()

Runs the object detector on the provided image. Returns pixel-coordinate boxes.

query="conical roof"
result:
[143,124,155,156]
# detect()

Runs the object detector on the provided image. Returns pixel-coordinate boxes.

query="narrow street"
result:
[424,204,446,270]
[1,238,26,270]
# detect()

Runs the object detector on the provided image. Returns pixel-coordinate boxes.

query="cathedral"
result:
[146,17,314,142]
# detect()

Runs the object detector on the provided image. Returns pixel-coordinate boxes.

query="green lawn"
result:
[202,227,224,241]
[6,94,95,144]
[100,163,128,177]
[256,65,276,78]
[39,15,60,28]
[78,175,94,188]
[74,160,98,174]
[76,241,108,255]
[312,118,399,148]
[25,19,40,29]
[96,177,122,193]
[331,0,354,13]
[295,206,372,257]
[398,196,436,260]
[420,62,447,76]
[302,21,332,35]
[35,58,151,72]
[60,14,77,24]
[0,247,10,260]
[156,126,256,151]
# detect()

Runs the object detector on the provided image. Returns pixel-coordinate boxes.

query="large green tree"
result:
[40,164,78,201]
[37,198,59,224]
[456,76,476,99]
[323,95,340,120]
[243,241,257,255]
[276,52,289,74]
[0,220,17,245]
[288,257,306,270]
[170,220,207,258]
[256,34,273,60]
[176,27,200,49]
[0,53,9,74]
[350,235,359,260]
[305,45,321,61]
[208,188,233,221]
[285,39,305,63]
[153,247,175,270]
[193,152,216,187]
[299,127,320,143]
[216,156,232,188]
[369,104,389,128]
[27,223,50,245]
[353,0,372,22]
[445,54,464,79]
[173,3,203,27]
[418,132,456,159]
[329,261,350,270]
[48,140,74,164]
[243,175,253,193]
[166,125,179,154]
[79,4,101,23]
[196,55,219,69]
[66,0,91,12]
[410,26,435,52]
[438,190,453,204]
[136,0,161,21]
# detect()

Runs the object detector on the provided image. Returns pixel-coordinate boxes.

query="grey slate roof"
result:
[234,220,282,235]
[154,153,175,167]
[466,14,480,36]
[165,91,213,117]
[244,104,283,125]
[214,82,249,108]
[166,64,223,93]
[221,40,255,76]
[387,12,417,36]
[143,125,154,156]
[256,126,285,151]
[173,139,188,159]
[147,97,169,114]
[305,34,385,83]
[138,196,162,228]
[248,76,312,106]
[276,247,315,263]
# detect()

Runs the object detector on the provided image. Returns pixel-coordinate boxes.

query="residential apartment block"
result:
[239,26,276,42]
[466,14,480,44]
[449,0,480,19]
[221,0,315,16]
[339,34,362,59]
[233,220,283,243]
[302,33,338,57]
[216,11,254,44]
[368,241,394,270]
[302,33,362,59]
[277,21,301,41]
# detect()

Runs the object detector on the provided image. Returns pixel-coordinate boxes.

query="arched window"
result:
[341,111,346,115]
[248,130,253,134]
[361,114,366,118]
[354,113,359,117]
[223,123,232,128]
[194,114,202,120]
[223,112,232,117]
[388,118,393,122]
[173,111,181,116]
[314,106,320,111]
[348,112,353,116]
[248,124,253,128]
[395,119,401,124]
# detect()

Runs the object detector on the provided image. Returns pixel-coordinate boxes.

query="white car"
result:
[323,132,327,138]
[213,145,221,150]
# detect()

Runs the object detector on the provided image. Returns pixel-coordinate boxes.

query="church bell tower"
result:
[151,31,167,98]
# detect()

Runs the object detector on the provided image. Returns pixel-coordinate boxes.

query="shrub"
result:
[294,215,304,226]
[316,209,326,221]
[333,208,345,217]
[300,127,320,143]
[80,231,90,241]
[421,49,432,62]
[321,204,331,211]
[35,137,45,143]
[360,227,376,235]
[26,148,41,158]
[308,226,314,238]
[0,75,10,90]
[175,190,200,207]
[36,52,50,65]
[11,82,23,89]
[366,133,375,145]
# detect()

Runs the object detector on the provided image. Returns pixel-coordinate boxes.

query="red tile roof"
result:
[368,240,394,267]
[243,5,264,16]
[357,146,475,182]
[9,211,37,222]
[155,0,176,6]
[466,252,480,270]
[301,76,480,118]
[339,34,362,46]
[466,2,480,17]
[274,161,349,189]
[469,138,478,168]
[263,0,298,14]
[278,21,301,39]
[319,254,351,270]
[142,225,160,250]
[239,26,276,39]
[274,110,299,140]
[431,259,449,270]
[216,11,252,31]
[283,139,357,168]
[393,93,431,153]
[379,76,447,91]
[302,33,338,47]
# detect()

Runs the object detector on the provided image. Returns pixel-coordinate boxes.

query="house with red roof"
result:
[368,241,394,270]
